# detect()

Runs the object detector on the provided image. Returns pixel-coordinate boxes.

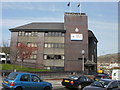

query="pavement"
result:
[0,76,3,90]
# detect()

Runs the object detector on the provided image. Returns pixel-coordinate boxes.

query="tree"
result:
[16,43,38,68]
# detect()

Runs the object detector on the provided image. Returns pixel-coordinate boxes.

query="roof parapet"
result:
[65,12,86,16]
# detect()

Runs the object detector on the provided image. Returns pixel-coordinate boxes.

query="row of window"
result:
[18,31,65,37]
[17,54,65,60]
[18,31,38,36]
[44,54,64,60]
[17,54,37,59]
[17,42,64,48]
[44,43,64,48]
[20,74,40,82]
[17,42,38,47]
[45,32,65,37]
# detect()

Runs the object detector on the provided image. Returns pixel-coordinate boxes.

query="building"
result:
[9,12,98,72]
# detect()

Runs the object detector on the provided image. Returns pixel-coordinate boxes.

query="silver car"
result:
[83,79,120,90]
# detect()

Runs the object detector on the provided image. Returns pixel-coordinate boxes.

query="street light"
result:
[82,50,85,73]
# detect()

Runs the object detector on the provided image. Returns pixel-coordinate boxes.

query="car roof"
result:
[10,72,36,75]
[101,79,117,81]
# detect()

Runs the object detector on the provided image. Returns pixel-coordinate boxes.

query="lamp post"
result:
[82,50,85,73]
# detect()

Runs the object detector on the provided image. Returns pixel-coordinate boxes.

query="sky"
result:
[0,1,119,56]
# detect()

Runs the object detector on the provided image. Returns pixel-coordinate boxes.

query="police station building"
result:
[10,13,98,72]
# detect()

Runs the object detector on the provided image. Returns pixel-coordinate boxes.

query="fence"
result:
[1,70,96,80]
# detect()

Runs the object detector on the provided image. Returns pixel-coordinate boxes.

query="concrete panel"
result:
[44,48,64,54]
[44,60,64,67]
[45,37,64,43]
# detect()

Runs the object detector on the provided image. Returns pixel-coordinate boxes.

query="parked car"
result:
[62,75,94,89]
[2,72,52,90]
[94,73,111,81]
[83,79,120,90]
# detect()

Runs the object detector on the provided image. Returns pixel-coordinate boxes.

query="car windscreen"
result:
[6,73,18,80]
[68,76,79,80]
[95,76,102,79]
[91,80,110,88]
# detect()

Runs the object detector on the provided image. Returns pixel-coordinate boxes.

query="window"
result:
[44,32,64,37]
[22,32,38,36]
[44,44,48,48]
[18,31,22,36]
[51,32,55,36]
[79,76,87,81]
[44,55,47,59]
[30,54,37,59]
[27,43,38,47]
[32,51,37,54]
[58,32,61,37]
[31,75,40,82]
[7,73,18,80]
[118,81,120,86]
[44,43,64,48]
[34,32,38,36]
[45,32,48,36]
[27,42,31,47]
[61,33,65,37]
[44,55,64,60]
[25,32,29,36]
[20,74,30,81]
[48,32,52,36]
[48,44,51,48]
[61,56,65,59]
[108,81,118,88]
[17,42,21,46]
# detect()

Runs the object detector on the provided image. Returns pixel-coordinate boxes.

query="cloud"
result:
[2,2,65,13]
[89,20,118,33]
[1,17,63,28]
[1,0,119,2]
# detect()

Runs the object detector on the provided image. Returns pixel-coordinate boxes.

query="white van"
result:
[112,69,120,80]
[0,52,6,62]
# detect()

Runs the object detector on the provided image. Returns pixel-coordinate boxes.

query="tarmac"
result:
[0,76,3,90]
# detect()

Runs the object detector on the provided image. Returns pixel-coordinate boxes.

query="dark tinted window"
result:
[7,73,18,80]
[118,81,120,86]
[108,81,118,88]
[20,74,30,81]
[91,80,110,87]
[2,55,5,58]
[68,76,79,80]
[31,75,40,82]
[79,76,88,81]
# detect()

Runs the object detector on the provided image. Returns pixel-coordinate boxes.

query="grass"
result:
[1,64,50,72]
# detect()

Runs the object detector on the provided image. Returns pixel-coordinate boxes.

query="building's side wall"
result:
[88,37,97,71]
[36,32,44,69]
[64,13,88,71]
[10,32,18,64]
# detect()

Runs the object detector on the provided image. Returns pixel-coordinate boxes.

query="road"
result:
[45,80,70,90]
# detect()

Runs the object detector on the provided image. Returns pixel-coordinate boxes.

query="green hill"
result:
[97,53,119,63]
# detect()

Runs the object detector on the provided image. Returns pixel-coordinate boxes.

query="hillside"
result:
[97,53,119,63]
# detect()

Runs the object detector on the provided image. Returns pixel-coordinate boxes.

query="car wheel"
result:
[78,85,82,90]
[44,86,51,90]
[15,87,22,90]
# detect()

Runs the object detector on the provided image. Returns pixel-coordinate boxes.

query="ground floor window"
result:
[44,54,64,60]
[45,66,64,70]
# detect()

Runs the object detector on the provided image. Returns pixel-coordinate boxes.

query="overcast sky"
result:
[0,1,118,56]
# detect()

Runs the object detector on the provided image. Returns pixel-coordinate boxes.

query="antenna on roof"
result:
[77,2,81,14]
[67,2,71,12]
